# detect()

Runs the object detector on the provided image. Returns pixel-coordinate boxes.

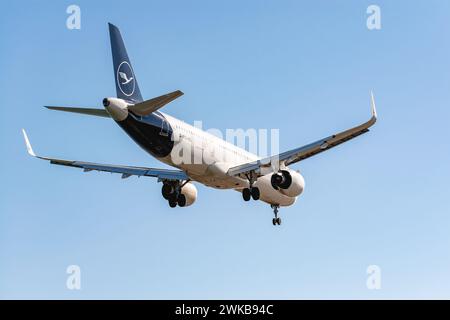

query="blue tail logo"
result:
[117,61,135,96]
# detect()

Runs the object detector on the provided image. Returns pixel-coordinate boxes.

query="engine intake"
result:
[271,170,304,197]
[102,98,110,107]
[271,170,292,189]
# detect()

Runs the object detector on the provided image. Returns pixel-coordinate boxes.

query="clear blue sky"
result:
[1,0,450,299]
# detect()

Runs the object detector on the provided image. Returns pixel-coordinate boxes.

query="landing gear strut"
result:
[242,172,260,201]
[271,204,281,226]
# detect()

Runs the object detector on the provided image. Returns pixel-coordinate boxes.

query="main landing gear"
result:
[242,187,260,201]
[240,172,281,226]
[271,204,281,226]
[242,172,260,201]
[161,180,187,208]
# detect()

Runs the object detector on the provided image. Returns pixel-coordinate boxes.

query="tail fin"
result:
[108,23,143,103]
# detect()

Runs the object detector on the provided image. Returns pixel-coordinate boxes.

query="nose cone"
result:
[103,97,129,121]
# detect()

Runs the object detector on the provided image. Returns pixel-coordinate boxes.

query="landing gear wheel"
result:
[251,187,260,200]
[272,218,277,226]
[244,172,258,201]
[161,184,173,200]
[242,188,251,201]
[276,217,281,225]
[177,194,186,207]
[168,199,177,208]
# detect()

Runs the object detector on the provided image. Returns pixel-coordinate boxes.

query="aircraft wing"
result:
[227,93,377,178]
[21,129,188,181]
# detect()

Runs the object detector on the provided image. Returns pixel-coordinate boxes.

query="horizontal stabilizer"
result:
[45,106,110,118]
[128,90,183,116]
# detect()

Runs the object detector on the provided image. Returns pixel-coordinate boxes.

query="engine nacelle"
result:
[102,97,129,121]
[179,182,198,207]
[271,169,305,197]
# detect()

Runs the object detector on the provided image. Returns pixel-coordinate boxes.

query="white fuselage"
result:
[158,113,298,207]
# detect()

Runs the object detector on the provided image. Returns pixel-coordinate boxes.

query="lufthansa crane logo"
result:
[116,61,135,97]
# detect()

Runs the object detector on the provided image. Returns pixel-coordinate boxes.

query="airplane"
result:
[22,23,377,226]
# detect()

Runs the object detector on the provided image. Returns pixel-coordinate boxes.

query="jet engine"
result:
[270,169,305,197]
[177,182,198,207]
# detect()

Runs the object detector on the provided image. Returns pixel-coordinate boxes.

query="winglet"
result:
[370,90,377,119]
[22,129,36,157]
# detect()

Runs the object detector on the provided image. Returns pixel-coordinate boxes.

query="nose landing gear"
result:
[271,204,281,226]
